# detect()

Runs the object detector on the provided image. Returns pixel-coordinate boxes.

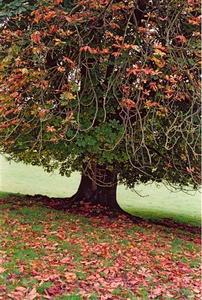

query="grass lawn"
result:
[0,155,201,226]
[0,196,201,299]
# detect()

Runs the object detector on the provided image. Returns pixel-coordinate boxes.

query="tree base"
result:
[69,164,120,210]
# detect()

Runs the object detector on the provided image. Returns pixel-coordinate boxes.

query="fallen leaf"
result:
[25,287,37,300]
[64,272,77,282]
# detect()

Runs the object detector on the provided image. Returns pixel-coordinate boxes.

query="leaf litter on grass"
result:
[0,196,201,299]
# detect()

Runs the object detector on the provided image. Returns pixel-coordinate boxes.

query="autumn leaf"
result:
[157,107,168,116]
[145,100,160,108]
[57,66,65,73]
[143,67,159,75]
[149,82,158,91]
[112,51,121,57]
[63,91,76,100]
[186,167,195,174]
[54,0,63,4]
[138,26,148,33]
[64,272,77,282]
[100,48,110,54]
[31,10,43,24]
[10,92,19,98]
[63,56,75,68]
[21,68,29,75]
[121,98,136,110]
[188,16,201,25]
[127,65,142,75]
[80,46,99,54]
[15,287,27,293]
[154,48,167,57]
[38,109,49,120]
[44,10,57,22]
[154,43,167,52]
[151,56,166,68]
[46,126,56,133]
[60,256,72,264]
[49,25,58,34]
[24,287,37,300]
[109,22,120,29]
[54,38,66,46]
[175,35,187,44]
[31,31,41,44]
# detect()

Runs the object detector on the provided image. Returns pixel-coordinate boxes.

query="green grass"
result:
[0,155,201,226]
[0,198,200,299]
[55,296,82,300]
[0,191,22,198]
[37,281,53,294]
[122,207,201,226]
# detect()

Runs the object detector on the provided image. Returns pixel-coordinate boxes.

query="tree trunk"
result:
[70,164,120,209]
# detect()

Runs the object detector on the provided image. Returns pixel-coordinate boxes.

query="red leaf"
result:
[121,98,136,110]
[175,35,187,44]
[80,46,98,54]
[31,31,41,44]
[54,0,63,4]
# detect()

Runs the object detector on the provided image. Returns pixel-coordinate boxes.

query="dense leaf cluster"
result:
[0,0,201,189]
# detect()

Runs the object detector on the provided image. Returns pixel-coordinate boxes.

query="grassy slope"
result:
[118,185,201,226]
[0,197,201,299]
[0,155,201,226]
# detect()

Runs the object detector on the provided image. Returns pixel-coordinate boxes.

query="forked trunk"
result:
[70,164,120,209]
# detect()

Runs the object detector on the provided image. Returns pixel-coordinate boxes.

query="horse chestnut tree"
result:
[0,0,200,208]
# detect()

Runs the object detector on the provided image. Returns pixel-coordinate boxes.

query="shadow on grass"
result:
[0,192,200,234]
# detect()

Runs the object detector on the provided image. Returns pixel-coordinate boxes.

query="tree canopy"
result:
[0,0,201,195]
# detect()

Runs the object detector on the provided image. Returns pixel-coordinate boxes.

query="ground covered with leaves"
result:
[0,196,201,300]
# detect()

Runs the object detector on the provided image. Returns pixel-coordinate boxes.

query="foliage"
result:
[0,0,36,20]
[0,0,201,189]
[0,196,201,299]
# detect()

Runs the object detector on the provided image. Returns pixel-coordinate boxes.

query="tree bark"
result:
[70,164,120,209]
